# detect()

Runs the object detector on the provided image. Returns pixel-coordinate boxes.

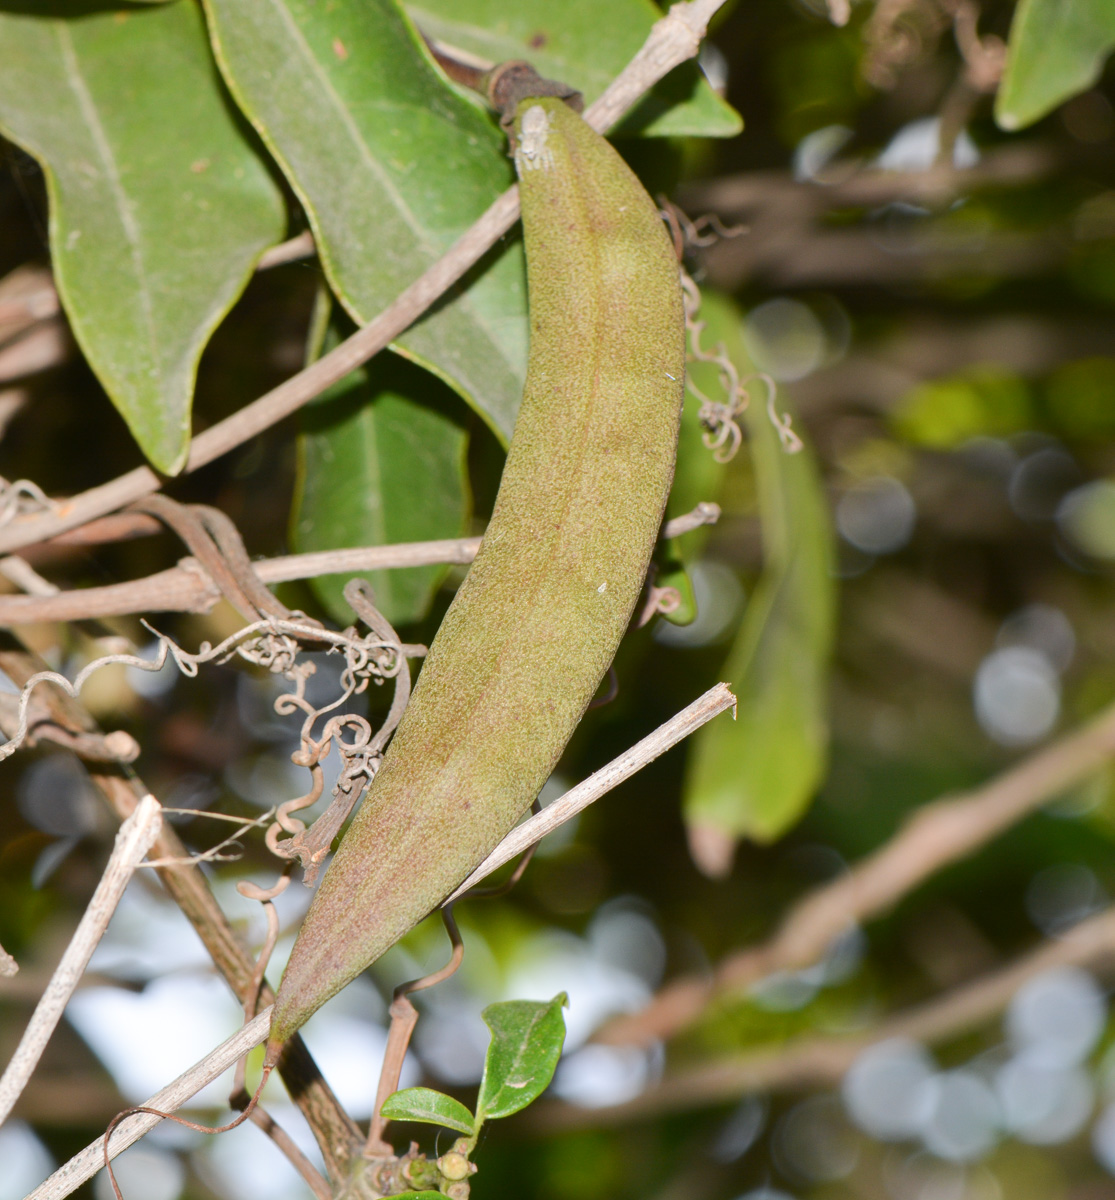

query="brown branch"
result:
[546,905,1115,1128]
[0,645,364,1179]
[366,907,467,1156]
[0,264,59,334]
[0,319,71,385]
[598,695,1115,1047]
[0,0,729,556]
[256,230,316,271]
[245,1103,332,1200]
[683,143,1060,217]
[0,503,720,626]
[679,142,1093,292]
[0,388,28,441]
[34,510,163,548]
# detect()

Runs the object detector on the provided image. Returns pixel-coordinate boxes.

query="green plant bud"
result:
[266,96,685,1060]
[437,1152,471,1181]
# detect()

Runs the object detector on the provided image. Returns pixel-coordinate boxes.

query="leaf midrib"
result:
[55,23,163,396]
[256,0,523,395]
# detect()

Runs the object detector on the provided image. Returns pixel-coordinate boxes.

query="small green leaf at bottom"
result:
[380,1087,476,1135]
[476,993,568,1122]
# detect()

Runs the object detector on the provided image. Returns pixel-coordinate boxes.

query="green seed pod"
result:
[266,97,684,1060]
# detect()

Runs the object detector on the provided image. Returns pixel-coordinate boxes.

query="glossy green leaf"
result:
[203,0,528,444]
[996,0,1115,130]
[0,1,286,474]
[380,1087,476,1135]
[476,993,567,1122]
[683,296,836,866]
[408,0,741,138]
[293,311,470,628]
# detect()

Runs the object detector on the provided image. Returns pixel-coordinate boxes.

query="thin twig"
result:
[0,555,58,596]
[684,144,1061,217]
[0,692,140,764]
[366,907,467,1156]
[36,511,163,547]
[0,0,729,555]
[226,875,331,1200]
[546,904,1115,1128]
[0,795,162,1125]
[0,503,721,625]
[447,683,737,903]
[25,1008,274,1200]
[245,1104,332,1200]
[0,321,70,387]
[1,940,18,977]
[598,695,1115,1047]
[256,230,316,271]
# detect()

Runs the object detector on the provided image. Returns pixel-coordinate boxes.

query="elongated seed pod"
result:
[266,97,685,1060]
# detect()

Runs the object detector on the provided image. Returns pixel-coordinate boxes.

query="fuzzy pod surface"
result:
[266,97,685,1059]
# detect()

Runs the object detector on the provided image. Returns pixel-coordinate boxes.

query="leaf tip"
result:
[686,822,736,878]
[993,103,1021,132]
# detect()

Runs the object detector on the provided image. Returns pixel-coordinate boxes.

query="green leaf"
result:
[379,1087,476,1135]
[995,0,1115,131]
[202,0,528,444]
[407,0,742,138]
[0,1,286,474]
[476,993,567,1122]
[683,295,836,866]
[293,311,470,628]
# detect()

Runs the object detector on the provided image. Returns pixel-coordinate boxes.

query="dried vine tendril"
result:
[0,475,57,526]
[681,270,802,460]
[0,597,424,879]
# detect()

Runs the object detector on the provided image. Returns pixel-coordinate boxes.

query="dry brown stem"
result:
[0,795,161,1125]
[0,503,720,625]
[599,696,1115,1047]
[681,143,1080,292]
[244,1103,332,1200]
[366,907,467,1155]
[0,320,71,385]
